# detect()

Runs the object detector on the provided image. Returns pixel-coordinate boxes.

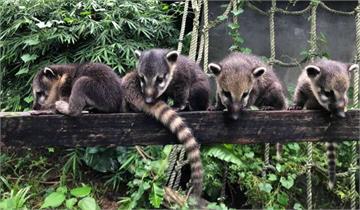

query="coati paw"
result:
[55,100,70,114]
[260,106,276,111]
[30,110,56,115]
[288,105,303,110]
[207,105,216,111]
[173,104,187,112]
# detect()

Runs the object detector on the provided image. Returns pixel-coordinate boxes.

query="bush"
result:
[0,0,179,111]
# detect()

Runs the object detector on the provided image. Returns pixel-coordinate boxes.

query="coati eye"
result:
[139,76,145,84]
[222,90,231,99]
[156,76,164,84]
[322,89,334,98]
[242,92,249,98]
[36,91,44,97]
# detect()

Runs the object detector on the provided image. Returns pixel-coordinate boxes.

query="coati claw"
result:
[29,110,56,115]
[288,105,303,110]
[261,106,276,111]
[55,100,70,114]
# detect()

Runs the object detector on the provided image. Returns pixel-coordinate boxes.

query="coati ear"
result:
[43,67,56,79]
[305,65,321,78]
[348,64,359,72]
[135,50,142,59]
[208,63,222,76]
[166,50,179,65]
[252,67,266,78]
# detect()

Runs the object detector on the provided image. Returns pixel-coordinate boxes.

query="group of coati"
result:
[31,48,358,202]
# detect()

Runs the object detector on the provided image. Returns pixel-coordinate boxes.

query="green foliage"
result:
[0,185,32,209]
[40,185,99,209]
[228,0,251,53]
[202,142,354,209]
[0,0,179,111]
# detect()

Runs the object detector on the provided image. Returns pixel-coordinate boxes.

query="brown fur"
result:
[209,52,287,119]
[136,49,210,111]
[32,63,123,116]
[292,59,357,189]
[121,71,203,199]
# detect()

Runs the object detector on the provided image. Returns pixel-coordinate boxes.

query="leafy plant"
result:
[40,185,99,210]
[228,0,251,53]
[0,185,32,209]
[0,0,179,111]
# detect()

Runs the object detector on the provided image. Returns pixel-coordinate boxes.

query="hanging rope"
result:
[262,0,277,185]
[202,0,209,72]
[177,0,190,53]
[189,0,202,61]
[306,1,319,209]
[350,3,360,209]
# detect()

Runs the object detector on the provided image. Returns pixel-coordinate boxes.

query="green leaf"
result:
[258,183,272,193]
[206,145,243,165]
[80,11,92,16]
[65,198,77,209]
[149,183,164,208]
[24,96,33,103]
[231,8,244,16]
[15,68,29,76]
[56,186,68,194]
[280,176,294,189]
[228,23,240,30]
[78,197,99,210]
[217,15,228,21]
[245,152,254,158]
[277,193,288,206]
[268,174,277,181]
[294,203,303,210]
[21,54,38,63]
[70,186,91,198]
[276,163,282,172]
[24,37,40,46]
[40,192,65,208]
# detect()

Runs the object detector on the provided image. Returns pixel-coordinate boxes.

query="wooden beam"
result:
[1,110,359,147]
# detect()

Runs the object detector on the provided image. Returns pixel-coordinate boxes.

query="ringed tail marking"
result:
[142,101,203,197]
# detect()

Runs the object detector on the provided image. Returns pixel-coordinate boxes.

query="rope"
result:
[306,2,318,209]
[309,1,318,61]
[203,0,209,72]
[246,1,268,16]
[275,4,311,15]
[306,143,313,210]
[318,1,355,16]
[173,146,187,189]
[350,3,360,209]
[177,0,190,53]
[269,0,276,65]
[189,0,202,61]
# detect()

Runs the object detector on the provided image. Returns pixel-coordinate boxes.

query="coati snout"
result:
[32,67,66,110]
[32,63,123,116]
[302,62,358,118]
[209,62,267,120]
[135,49,178,104]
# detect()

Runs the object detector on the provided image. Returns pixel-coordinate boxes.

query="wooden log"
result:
[1,110,359,147]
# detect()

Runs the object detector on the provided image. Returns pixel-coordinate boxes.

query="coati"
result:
[121,49,207,198]
[32,63,123,116]
[208,52,287,118]
[292,59,358,189]
[208,53,287,159]
[134,48,210,111]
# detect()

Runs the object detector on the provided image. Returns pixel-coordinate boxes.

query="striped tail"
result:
[326,142,337,189]
[142,101,203,197]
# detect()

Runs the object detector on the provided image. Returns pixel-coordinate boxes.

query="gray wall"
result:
[208,1,357,88]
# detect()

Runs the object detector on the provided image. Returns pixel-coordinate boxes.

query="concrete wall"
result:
[208,1,357,88]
